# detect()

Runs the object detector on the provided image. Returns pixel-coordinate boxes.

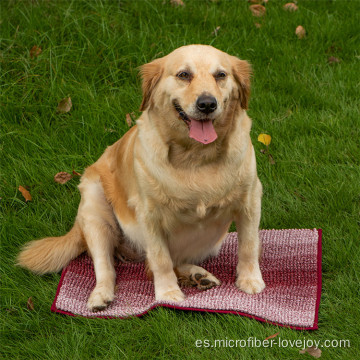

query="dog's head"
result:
[140,45,251,145]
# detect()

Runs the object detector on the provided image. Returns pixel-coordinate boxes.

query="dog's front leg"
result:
[147,240,185,303]
[77,179,118,312]
[144,224,185,303]
[235,180,266,294]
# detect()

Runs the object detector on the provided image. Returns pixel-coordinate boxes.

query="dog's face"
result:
[140,45,251,145]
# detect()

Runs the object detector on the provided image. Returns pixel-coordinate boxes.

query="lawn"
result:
[1,0,359,359]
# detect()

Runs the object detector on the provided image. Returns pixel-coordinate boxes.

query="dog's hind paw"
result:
[176,264,221,291]
[179,272,220,290]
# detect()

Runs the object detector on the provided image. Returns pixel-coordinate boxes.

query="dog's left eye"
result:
[215,71,227,79]
[177,71,191,80]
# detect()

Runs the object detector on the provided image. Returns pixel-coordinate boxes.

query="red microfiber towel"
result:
[52,229,322,330]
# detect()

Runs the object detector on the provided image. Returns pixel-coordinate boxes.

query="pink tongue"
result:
[189,119,217,144]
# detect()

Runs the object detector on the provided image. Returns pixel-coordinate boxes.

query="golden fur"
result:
[17,45,265,311]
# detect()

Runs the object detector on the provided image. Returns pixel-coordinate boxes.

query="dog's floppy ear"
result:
[139,58,164,111]
[231,57,252,110]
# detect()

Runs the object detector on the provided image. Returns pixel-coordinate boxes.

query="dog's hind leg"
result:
[175,264,221,290]
[77,175,119,312]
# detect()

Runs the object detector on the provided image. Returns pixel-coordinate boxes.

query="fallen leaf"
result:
[328,56,340,64]
[27,297,34,311]
[326,44,342,54]
[126,113,132,127]
[126,112,136,127]
[30,45,42,59]
[283,3,298,11]
[299,346,322,358]
[54,172,72,184]
[265,332,279,340]
[295,25,306,39]
[56,97,72,113]
[212,26,221,36]
[72,170,82,177]
[18,185,32,202]
[255,22,262,28]
[268,153,276,165]
[249,4,266,17]
[294,189,306,201]
[258,133,271,146]
[5,308,17,314]
[170,0,184,6]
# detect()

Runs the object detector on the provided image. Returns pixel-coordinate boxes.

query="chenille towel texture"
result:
[52,229,322,330]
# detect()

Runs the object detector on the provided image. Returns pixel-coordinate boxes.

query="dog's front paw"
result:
[156,288,185,303]
[236,277,265,295]
[87,286,115,312]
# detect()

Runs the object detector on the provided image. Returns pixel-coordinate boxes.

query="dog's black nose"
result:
[196,95,217,114]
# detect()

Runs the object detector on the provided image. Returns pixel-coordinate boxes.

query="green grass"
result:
[1,0,359,359]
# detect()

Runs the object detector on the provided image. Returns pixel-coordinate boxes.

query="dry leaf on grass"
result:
[54,172,73,184]
[249,4,266,17]
[212,26,221,36]
[255,23,262,28]
[56,97,72,113]
[72,170,82,177]
[326,44,342,54]
[18,185,32,202]
[268,153,276,165]
[170,0,184,6]
[249,0,267,3]
[258,133,271,146]
[283,3,298,11]
[328,56,340,64]
[295,25,306,39]
[126,113,132,127]
[299,346,322,358]
[126,112,136,127]
[265,332,280,341]
[27,297,34,311]
[30,45,42,59]
[294,189,306,201]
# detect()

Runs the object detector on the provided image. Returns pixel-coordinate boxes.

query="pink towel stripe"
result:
[51,229,322,330]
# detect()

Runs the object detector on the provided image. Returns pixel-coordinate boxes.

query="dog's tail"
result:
[16,222,86,274]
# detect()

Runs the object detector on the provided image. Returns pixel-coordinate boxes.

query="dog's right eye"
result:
[177,71,191,80]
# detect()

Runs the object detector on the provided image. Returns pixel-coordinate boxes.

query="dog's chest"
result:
[168,211,232,266]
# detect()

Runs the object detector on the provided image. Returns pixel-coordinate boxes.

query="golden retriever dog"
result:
[17,45,265,311]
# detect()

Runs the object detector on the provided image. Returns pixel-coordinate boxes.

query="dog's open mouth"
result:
[173,102,218,144]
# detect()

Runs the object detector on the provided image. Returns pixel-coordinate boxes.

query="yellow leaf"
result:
[258,133,271,146]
